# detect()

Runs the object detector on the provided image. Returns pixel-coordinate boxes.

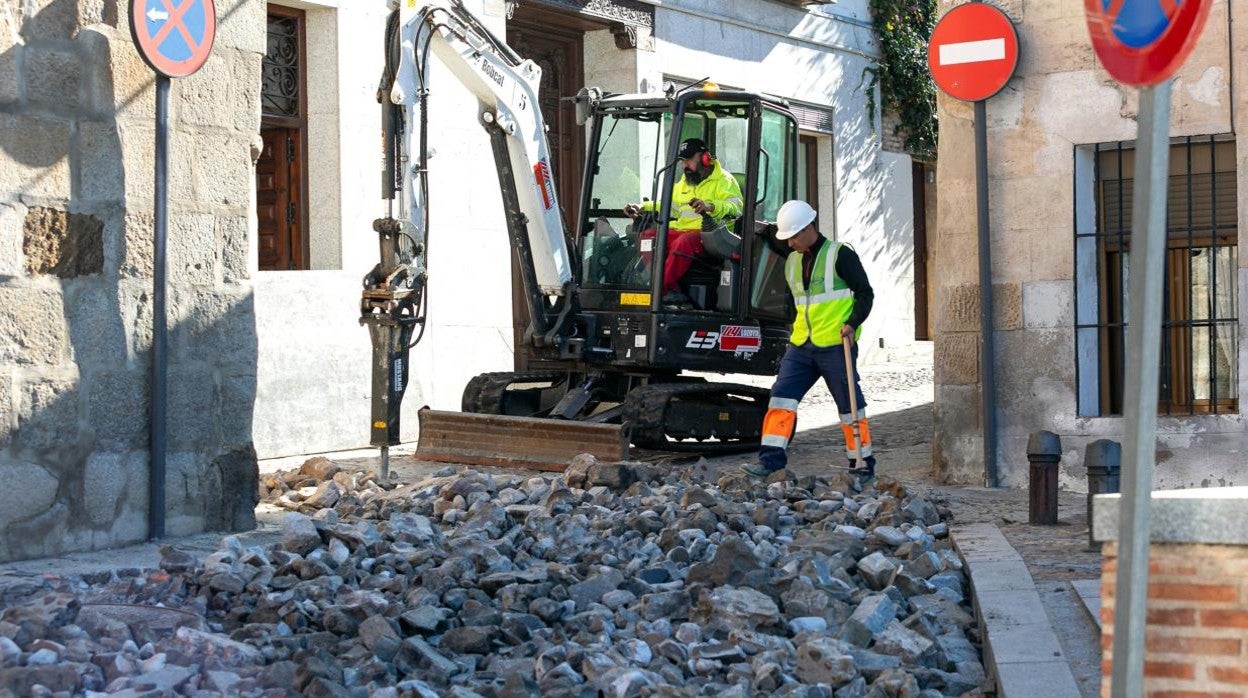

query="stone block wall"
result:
[0,0,263,561]
[932,0,1248,487]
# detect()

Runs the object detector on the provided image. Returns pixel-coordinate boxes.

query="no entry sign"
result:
[927,3,1019,102]
[1085,0,1212,86]
[129,0,216,78]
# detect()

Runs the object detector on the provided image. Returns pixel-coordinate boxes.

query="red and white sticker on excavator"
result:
[534,160,556,210]
[686,325,762,355]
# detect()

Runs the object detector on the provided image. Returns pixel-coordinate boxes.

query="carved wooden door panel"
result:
[506,22,585,231]
[256,128,303,271]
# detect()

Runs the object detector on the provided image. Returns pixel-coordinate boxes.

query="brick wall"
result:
[1101,541,1248,696]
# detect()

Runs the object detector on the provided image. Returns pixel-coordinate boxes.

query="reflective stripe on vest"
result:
[786,241,861,346]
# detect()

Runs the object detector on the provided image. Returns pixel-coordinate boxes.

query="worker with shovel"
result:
[742,199,876,483]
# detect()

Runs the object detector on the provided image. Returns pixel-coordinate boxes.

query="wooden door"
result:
[256,127,305,271]
[913,161,931,340]
[257,6,308,271]
[506,22,585,230]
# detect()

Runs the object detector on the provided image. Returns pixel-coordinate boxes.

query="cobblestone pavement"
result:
[0,344,1103,695]
[690,346,1102,698]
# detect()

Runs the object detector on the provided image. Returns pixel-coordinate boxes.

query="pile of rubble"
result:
[0,456,985,697]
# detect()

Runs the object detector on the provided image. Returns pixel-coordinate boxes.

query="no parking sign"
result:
[129,0,216,78]
[1084,0,1211,85]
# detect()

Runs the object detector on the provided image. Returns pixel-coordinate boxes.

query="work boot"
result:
[662,290,693,309]
[849,455,877,487]
[740,463,773,478]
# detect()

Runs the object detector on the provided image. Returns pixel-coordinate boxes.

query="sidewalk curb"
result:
[952,522,1082,698]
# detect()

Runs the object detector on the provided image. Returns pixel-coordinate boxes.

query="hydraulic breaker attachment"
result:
[362,217,424,479]
[415,409,627,471]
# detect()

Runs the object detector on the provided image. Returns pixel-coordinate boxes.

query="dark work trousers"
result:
[758,341,875,473]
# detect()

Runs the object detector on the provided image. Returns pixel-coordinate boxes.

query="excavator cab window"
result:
[579,95,795,320]
[580,112,663,290]
[749,107,798,319]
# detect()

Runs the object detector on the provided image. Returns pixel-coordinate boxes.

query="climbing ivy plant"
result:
[866,0,939,160]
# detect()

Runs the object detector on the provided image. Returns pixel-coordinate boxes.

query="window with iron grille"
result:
[1074,137,1238,416]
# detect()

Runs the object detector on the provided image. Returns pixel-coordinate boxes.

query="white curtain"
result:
[1213,247,1237,401]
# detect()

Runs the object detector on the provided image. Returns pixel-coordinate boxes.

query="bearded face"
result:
[681,155,706,184]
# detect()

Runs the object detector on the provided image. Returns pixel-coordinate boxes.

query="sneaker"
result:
[740,463,773,478]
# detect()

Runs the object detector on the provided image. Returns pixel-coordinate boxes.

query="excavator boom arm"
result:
[389,0,574,298]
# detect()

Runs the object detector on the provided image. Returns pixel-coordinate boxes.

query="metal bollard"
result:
[1085,439,1122,547]
[1027,431,1062,524]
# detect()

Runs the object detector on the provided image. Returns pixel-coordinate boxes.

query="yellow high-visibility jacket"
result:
[642,161,743,232]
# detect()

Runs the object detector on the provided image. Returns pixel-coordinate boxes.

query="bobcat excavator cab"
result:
[362,0,800,473]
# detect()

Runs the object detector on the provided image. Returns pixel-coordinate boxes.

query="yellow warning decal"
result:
[620,292,650,306]
[718,412,730,421]
[373,421,387,429]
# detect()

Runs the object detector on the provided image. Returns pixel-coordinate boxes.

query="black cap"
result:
[676,138,708,159]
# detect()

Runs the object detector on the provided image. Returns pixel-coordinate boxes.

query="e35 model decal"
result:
[686,326,762,355]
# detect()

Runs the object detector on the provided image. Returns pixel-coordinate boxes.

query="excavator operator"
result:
[624,138,743,306]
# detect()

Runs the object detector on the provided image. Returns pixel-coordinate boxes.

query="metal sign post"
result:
[130,0,216,540]
[927,2,1019,486]
[151,75,170,540]
[1112,79,1170,698]
[1082,0,1212,692]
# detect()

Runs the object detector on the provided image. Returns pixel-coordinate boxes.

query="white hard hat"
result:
[775,200,817,240]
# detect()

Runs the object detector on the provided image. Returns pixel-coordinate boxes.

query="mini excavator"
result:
[362,0,801,472]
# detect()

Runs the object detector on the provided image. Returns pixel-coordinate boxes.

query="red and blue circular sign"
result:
[129,0,216,78]
[1085,0,1212,86]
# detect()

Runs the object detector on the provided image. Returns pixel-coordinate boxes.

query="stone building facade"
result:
[933,0,1247,487]
[0,0,263,561]
[0,0,922,560]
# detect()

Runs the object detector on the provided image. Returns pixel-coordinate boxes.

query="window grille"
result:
[1074,136,1238,416]
[262,13,301,120]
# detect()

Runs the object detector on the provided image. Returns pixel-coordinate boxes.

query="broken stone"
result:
[439,625,496,655]
[795,637,857,685]
[700,587,781,630]
[856,551,898,591]
[568,569,625,611]
[838,594,898,647]
[687,537,761,587]
[281,513,321,555]
[0,465,974,697]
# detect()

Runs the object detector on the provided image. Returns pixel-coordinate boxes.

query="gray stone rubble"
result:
[1,454,985,697]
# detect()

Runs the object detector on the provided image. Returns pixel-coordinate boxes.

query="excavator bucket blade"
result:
[415,409,628,471]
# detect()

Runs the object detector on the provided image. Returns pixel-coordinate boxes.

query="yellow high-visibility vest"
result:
[786,241,861,346]
[641,161,743,232]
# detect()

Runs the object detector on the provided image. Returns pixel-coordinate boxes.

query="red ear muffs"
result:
[701,151,712,167]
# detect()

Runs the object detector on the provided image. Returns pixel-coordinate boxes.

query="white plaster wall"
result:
[868,151,916,354]
[305,5,342,271]
[252,0,426,458]
[652,0,915,362]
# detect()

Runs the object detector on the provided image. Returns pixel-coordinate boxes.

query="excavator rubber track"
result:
[461,371,570,416]
[414,408,627,471]
[622,382,769,454]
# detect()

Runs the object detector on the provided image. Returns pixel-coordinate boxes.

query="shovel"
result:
[843,339,865,470]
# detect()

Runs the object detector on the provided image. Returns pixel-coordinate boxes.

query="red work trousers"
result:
[639,228,704,294]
